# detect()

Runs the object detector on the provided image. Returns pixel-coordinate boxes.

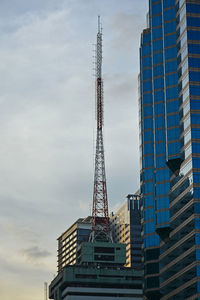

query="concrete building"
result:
[50,217,143,300]
[49,265,143,300]
[50,241,143,300]
[110,194,142,268]
[139,0,200,299]
[57,217,91,273]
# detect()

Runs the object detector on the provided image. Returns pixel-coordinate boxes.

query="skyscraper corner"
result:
[139,0,200,299]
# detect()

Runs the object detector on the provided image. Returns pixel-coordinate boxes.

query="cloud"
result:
[21,246,51,260]
[1,222,39,243]
[110,12,145,49]
[0,1,147,299]
[0,254,54,300]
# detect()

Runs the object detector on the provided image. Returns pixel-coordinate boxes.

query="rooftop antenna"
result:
[44,282,48,300]
[90,16,112,243]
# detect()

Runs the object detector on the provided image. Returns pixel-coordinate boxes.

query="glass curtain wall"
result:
[139,0,200,299]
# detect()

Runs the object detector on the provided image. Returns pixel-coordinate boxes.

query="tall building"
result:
[49,265,143,300]
[49,17,143,300]
[51,217,143,300]
[57,217,91,273]
[139,0,200,299]
[110,193,142,268]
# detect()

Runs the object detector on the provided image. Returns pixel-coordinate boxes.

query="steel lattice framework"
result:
[90,17,111,242]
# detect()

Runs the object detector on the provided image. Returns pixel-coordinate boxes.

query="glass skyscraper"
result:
[139,0,200,299]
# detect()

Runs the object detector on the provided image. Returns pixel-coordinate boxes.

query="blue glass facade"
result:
[139,0,200,299]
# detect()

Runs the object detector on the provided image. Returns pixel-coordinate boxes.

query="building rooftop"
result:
[58,216,92,240]
[49,264,143,299]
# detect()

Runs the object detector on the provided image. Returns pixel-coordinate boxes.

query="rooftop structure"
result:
[77,241,126,266]
[110,193,142,268]
[49,265,142,300]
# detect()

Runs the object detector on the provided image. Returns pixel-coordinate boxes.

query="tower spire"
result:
[90,17,112,242]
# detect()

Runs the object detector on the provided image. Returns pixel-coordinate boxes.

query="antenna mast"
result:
[44,282,48,300]
[90,16,112,242]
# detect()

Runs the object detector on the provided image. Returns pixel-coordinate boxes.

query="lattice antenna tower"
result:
[90,16,112,242]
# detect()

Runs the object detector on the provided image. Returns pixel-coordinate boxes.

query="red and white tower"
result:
[90,17,112,242]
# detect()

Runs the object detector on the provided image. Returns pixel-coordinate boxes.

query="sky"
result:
[0,0,148,299]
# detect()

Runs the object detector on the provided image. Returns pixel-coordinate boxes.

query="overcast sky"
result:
[0,0,148,299]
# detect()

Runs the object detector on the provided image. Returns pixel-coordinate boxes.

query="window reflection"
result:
[180,159,192,176]
[183,101,190,117]
[184,144,192,159]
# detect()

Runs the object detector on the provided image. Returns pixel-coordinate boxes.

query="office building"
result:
[49,241,143,300]
[49,265,143,300]
[52,217,143,299]
[139,0,200,299]
[51,215,143,300]
[57,217,91,273]
[110,193,142,268]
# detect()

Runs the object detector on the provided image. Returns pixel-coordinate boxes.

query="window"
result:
[144,222,155,234]
[154,89,164,102]
[152,27,162,40]
[156,182,170,197]
[184,144,192,159]
[153,51,163,64]
[165,47,177,61]
[164,20,176,35]
[164,33,176,48]
[152,15,162,27]
[153,39,163,53]
[167,127,180,142]
[153,64,163,77]
[156,210,170,224]
[155,128,165,142]
[155,142,166,156]
[167,113,180,127]
[156,197,170,210]
[156,169,170,182]
[166,72,178,87]
[94,255,114,261]
[144,208,155,221]
[144,195,154,207]
[163,8,176,22]
[145,234,160,247]
[94,247,115,253]
[166,86,178,100]
[166,100,179,114]
[156,155,166,168]
[152,2,162,15]
[167,141,180,156]
[155,115,165,128]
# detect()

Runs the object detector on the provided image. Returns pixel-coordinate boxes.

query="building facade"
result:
[139,0,200,299]
[110,194,142,268]
[49,265,143,300]
[57,217,91,273]
[51,222,143,300]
